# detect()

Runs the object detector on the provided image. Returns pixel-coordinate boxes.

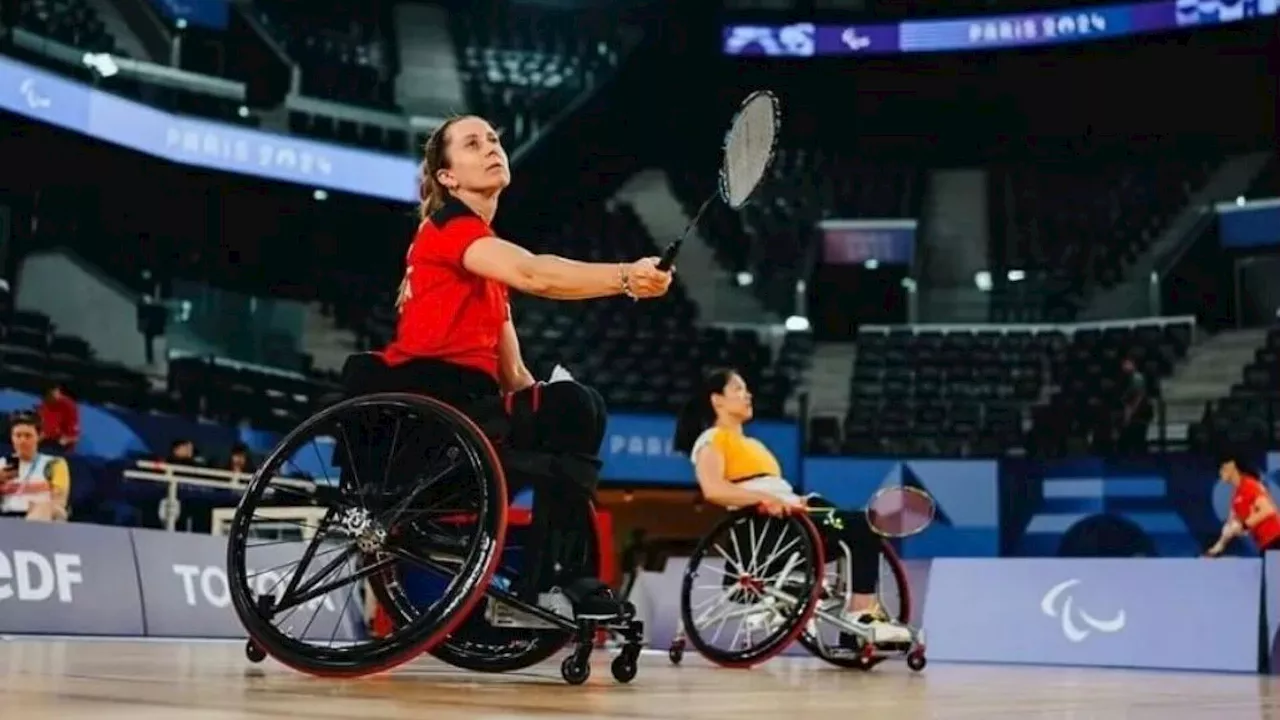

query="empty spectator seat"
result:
[256,0,398,110]
[1031,318,1194,455]
[992,157,1214,321]
[1191,325,1280,450]
[831,317,1195,458]
[669,148,921,317]
[842,326,1060,457]
[446,2,628,152]
[17,0,118,55]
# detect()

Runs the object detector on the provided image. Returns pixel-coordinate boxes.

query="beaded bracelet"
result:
[620,264,636,299]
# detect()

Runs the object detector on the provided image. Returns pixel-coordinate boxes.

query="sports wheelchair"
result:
[225,392,644,685]
[666,507,926,671]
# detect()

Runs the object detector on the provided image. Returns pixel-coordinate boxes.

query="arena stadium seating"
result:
[670,149,922,317]
[255,0,398,110]
[437,2,629,155]
[0,303,156,410]
[15,0,119,55]
[992,157,1214,321]
[167,356,339,433]
[818,317,1194,457]
[5,2,260,127]
[1191,326,1280,450]
[1031,319,1193,454]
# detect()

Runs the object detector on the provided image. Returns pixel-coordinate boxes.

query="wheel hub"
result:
[339,507,387,552]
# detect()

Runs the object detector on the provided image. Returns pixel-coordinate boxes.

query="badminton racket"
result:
[656,90,781,272]
[865,487,936,538]
[803,487,935,538]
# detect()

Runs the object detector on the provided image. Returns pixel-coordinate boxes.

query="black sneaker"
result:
[562,577,635,620]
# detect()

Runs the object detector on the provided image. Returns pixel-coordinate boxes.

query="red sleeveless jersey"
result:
[1231,474,1280,549]
[381,197,509,381]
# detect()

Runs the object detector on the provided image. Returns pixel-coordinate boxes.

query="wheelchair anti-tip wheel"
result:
[368,492,604,675]
[797,538,913,671]
[676,508,825,668]
[245,640,266,664]
[225,392,509,678]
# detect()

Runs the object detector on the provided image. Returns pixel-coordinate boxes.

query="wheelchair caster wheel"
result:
[855,656,883,671]
[561,655,591,685]
[611,654,638,683]
[668,642,684,665]
[906,652,927,672]
[245,640,266,664]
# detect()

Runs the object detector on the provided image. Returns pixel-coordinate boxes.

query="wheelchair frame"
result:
[666,507,926,672]
[227,391,644,685]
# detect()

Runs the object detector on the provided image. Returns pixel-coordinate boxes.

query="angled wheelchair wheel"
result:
[797,539,911,670]
[679,509,824,668]
[371,493,603,674]
[226,393,509,678]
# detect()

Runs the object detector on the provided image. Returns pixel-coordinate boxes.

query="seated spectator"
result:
[0,411,71,522]
[227,443,255,476]
[167,439,202,466]
[37,382,80,454]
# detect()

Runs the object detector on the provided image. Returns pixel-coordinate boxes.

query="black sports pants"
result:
[806,497,882,595]
[338,354,607,599]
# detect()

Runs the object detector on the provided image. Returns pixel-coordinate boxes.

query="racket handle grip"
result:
[656,241,681,272]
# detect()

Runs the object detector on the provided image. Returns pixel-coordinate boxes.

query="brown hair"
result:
[418,116,464,220]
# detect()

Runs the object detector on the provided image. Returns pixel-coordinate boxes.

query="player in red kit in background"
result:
[37,382,79,454]
[340,115,672,620]
[1205,451,1280,556]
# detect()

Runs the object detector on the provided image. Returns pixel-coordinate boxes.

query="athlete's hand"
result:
[626,257,673,299]
[757,496,806,518]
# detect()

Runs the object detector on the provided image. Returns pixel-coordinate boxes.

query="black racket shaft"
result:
[657,195,715,271]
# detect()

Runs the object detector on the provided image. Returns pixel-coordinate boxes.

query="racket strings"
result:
[867,488,935,538]
[723,95,777,207]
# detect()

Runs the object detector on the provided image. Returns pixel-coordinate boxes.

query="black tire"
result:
[561,655,590,685]
[611,654,638,683]
[245,640,266,664]
[907,651,927,672]
[797,539,911,669]
[678,510,824,668]
[226,393,509,678]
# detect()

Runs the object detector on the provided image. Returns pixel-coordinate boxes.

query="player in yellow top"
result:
[673,368,911,645]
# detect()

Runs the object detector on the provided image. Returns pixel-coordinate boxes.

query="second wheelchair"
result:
[666,506,927,671]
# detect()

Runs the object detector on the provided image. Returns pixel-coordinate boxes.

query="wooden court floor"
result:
[3,637,1279,719]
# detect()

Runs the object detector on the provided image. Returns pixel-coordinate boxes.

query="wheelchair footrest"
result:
[485,592,574,630]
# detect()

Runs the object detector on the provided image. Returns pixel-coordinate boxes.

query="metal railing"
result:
[121,459,316,533]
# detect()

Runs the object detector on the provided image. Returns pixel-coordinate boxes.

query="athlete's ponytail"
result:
[418,116,462,220]
[672,368,736,455]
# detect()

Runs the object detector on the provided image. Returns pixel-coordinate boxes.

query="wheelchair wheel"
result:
[797,538,911,670]
[226,393,509,678]
[679,509,824,668]
[370,493,603,673]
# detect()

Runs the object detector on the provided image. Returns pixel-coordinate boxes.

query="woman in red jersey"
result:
[1205,452,1280,557]
[340,115,672,618]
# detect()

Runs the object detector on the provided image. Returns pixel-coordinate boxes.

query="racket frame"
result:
[864,486,936,539]
[716,89,782,210]
[658,89,781,270]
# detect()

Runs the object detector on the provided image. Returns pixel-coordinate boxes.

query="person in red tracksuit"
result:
[1205,452,1280,556]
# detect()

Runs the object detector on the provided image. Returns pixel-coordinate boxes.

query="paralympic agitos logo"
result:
[1040,579,1126,643]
